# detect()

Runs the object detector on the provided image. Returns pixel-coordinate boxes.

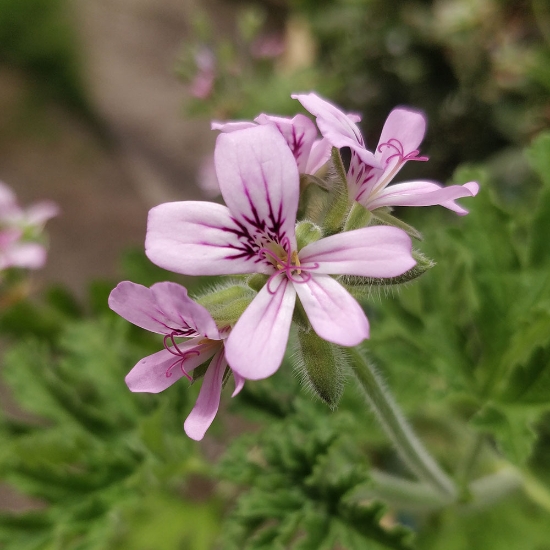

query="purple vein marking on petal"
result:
[290,125,305,166]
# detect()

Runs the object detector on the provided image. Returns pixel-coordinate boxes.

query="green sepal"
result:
[196,282,256,327]
[371,207,423,240]
[247,273,269,292]
[343,201,373,232]
[341,250,435,296]
[322,148,351,235]
[296,220,323,250]
[294,329,349,409]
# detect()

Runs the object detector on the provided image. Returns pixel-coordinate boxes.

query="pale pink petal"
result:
[184,349,227,440]
[109,281,186,334]
[305,138,332,174]
[376,108,427,166]
[232,371,245,397]
[190,71,214,99]
[25,201,59,226]
[255,113,318,173]
[225,274,296,380]
[352,108,429,201]
[292,92,363,146]
[146,201,268,275]
[0,182,16,209]
[294,274,369,346]
[292,92,380,168]
[151,282,220,339]
[299,226,415,278]
[2,242,46,269]
[0,228,20,248]
[366,180,479,215]
[214,125,299,248]
[125,341,219,393]
[211,120,257,132]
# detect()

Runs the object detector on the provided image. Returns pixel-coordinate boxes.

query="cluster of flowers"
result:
[0,182,58,277]
[109,93,478,440]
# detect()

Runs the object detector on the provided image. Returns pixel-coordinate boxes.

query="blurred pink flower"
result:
[190,48,216,100]
[250,33,285,59]
[0,181,58,271]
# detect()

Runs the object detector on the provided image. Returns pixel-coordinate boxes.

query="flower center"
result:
[259,236,319,293]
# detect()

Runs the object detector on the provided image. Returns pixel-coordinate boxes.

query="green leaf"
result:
[470,404,538,465]
[527,132,550,266]
[497,309,550,405]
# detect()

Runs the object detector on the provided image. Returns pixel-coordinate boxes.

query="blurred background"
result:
[1,0,549,290]
[1,0,550,548]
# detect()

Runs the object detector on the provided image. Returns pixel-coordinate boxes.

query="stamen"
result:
[378,139,429,165]
[163,331,202,380]
[259,238,320,294]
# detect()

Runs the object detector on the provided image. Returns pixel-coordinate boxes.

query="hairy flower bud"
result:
[196,283,256,327]
[294,328,350,408]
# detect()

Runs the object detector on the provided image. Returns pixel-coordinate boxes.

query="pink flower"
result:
[292,93,479,214]
[189,48,216,100]
[109,281,244,440]
[145,125,416,380]
[0,181,58,271]
[212,112,331,175]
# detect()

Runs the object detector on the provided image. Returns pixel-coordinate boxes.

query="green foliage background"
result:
[1,0,550,548]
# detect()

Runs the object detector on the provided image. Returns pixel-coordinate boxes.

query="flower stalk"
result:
[349,347,457,499]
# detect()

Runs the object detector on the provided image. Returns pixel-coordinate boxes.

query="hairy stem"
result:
[350,348,457,499]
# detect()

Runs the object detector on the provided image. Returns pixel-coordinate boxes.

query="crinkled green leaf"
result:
[470,404,538,465]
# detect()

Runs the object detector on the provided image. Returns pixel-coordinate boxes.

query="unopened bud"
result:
[196,283,256,326]
[294,328,349,408]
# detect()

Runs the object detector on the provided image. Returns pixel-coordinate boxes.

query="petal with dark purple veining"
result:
[255,113,318,173]
[125,341,219,393]
[146,201,269,276]
[151,282,220,339]
[225,274,296,380]
[215,125,299,248]
[109,281,182,334]
[292,92,380,168]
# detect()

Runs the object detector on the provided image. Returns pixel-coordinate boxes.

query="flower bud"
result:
[196,283,256,327]
[294,328,350,409]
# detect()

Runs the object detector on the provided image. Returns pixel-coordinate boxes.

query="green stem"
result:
[457,433,485,490]
[350,348,457,499]
[365,470,452,511]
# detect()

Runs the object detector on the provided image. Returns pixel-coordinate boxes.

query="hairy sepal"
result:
[294,328,350,409]
[344,201,373,232]
[341,250,435,295]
